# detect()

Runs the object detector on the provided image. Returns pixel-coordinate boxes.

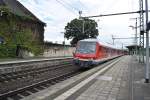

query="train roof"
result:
[80,39,98,42]
[79,38,122,50]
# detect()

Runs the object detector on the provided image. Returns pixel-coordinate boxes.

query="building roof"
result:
[126,45,140,48]
[126,45,140,51]
[80,38,97,42]
[44,41,73,47]
[0,0,46,25]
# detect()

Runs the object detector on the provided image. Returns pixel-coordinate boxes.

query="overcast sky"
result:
[18,0,150,48]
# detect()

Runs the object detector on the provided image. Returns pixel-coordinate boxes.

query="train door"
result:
[97,45,102,58]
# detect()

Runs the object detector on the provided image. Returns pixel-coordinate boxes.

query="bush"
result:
[0,44,16,58]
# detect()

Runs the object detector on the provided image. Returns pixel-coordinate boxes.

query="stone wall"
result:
[43,46,75,57]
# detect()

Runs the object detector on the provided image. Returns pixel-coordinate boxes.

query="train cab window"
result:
[76,42,96,54]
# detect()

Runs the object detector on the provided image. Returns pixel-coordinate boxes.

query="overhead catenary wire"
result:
[82,10,150,18]
[61,0,80,12]
[113,37,140,39]
[55,0,78,15]
[55,0,86,34]
[78,0,88,10]
[61,0,89,13]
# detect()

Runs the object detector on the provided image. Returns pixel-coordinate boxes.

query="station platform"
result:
[74,56,150,100]
[0,56,73,75]
[0,56,73,65]
[23,56,150,100]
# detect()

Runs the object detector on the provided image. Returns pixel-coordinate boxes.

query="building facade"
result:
[0,0,46,57]
[0,0,46,43]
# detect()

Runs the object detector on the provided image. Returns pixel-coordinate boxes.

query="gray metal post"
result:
[82,20,85,34]
[112,35,115,45]
[139,0,145,63]
[139,33,141,62]
[145,0,149,83]
[135,18,138,56]
[142,33,145,62]
[61,32,65,57]
[79,11,85,34]
[79,11,82,19]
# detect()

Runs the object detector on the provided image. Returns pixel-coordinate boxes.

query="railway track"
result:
[0,62,71,83]
[0,68,80,100]
[0,58,80,100]
[0,56,121,100]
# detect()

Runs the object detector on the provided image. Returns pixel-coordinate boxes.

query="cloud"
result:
[18,0,150,48]
[33,0,40,4]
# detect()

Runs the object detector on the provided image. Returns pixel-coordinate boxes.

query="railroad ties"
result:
[0,57,81,100]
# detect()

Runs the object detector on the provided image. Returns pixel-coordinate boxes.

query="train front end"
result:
[73,40,97,68]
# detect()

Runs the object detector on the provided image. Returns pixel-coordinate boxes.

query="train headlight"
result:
[74,57,78,60]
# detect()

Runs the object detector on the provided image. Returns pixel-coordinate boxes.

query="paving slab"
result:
[22,56,150,100]
[75,56,150,100]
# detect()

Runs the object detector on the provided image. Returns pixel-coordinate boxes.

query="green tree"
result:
[64,18,99,45]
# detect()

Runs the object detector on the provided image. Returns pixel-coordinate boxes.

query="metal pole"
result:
[79,11,85,34]
[135,18,138,56]
[112,35,115,45]
[142,33,145,62]
[79,11,82,19]
[139,0,145,63]
[82,20,85,34]
[139,33,141,62]
[62,31,65,45]
[122,43,123,50]
[145,0,149,83]
[64,34,65,57]
[61,32,65,57]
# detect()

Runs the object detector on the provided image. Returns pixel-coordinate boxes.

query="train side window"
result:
[99,46,101,51]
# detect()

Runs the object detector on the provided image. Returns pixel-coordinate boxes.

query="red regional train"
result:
[73,39,124,67]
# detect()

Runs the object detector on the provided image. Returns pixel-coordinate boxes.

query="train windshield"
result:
[76,42,96,54]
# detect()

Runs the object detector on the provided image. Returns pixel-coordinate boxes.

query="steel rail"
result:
[0,69,80,100]
[0,62,72,83]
